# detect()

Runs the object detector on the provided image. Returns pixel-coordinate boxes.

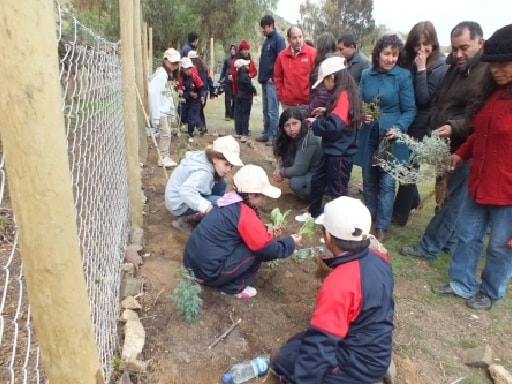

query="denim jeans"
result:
[416,162,469,258]
[261,82,279,139]
[362,162,396,230]
[180,178,227,216]
[449,198,512,300]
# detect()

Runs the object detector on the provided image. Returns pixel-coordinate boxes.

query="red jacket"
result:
[274,44,316,106]
[230,58,257,96]
[455,86,512,205]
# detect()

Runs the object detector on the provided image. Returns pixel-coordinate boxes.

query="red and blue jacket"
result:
[183,192,295,294]
[290,247,394,383]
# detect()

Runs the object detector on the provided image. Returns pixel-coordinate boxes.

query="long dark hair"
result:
[404,21,442,73]
[273,107,308,161]
[162,59,179,81]
[205,149,227,182]
[191,56,208,72]
[310,32,338,87]
[326,70,362,128]
[234,190,261,218]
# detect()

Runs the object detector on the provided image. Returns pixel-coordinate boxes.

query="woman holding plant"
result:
[392,21,449,226]
[272,107,322,201]
[183,165,302,299]
[355,34,416,242]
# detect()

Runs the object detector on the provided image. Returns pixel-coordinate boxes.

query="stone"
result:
[120,277,142,298]
[489,364,512,384]
[125,246,143,266]
[119,309,147,372]
[465,345,493,368]
[121,263,135,278]
[121,296,142,310]
[129,226,144,247]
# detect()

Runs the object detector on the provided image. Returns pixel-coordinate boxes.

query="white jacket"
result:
[148,67,175,125]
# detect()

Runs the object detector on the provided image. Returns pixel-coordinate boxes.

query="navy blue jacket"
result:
[292,248,394,383]
[312,114,358,157]
[258,29,286,84]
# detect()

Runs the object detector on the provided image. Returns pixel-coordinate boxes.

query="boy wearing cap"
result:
[183,165,302,298]
[178,56,204,142]
[165,135,243,234]
[148,48,181,168]
[272,196,394,383]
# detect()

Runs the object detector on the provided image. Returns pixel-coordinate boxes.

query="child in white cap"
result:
[183,164,302,298]
[272,196,394,382]
[148,48,181,167]
[165,135,243,234]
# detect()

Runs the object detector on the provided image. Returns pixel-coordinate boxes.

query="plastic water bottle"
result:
[221,355,270,384]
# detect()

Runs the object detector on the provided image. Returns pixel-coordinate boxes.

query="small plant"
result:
[169,266,203,323]
[362,96,382,120]
[266,259,280,270]
[273,284,283,295]
[298,217,315,239]
[112,357,121,370]
[270,208,291,227]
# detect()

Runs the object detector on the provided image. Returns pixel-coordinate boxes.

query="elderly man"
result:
[273,26,316,111]
[255,15,286,145]
[400,21,495,260]
[337,34,370,84]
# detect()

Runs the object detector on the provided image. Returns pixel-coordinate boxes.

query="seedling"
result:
[298,217,315,239]
[270,208,291,227]
[169,266,203,323]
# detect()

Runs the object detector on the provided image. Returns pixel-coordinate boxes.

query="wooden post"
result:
[142,22,150,117]
[0,1,104,383]
[119,0,143,227]
[133,0,147,163]
[148,27,153,73]
[210,36,214,75]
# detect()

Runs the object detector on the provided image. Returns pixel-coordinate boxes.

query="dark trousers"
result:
[224,81,234,118]
[234,96,252,136]
[392,184,421,224]
[180,99,202,137]
[309,155,353,218]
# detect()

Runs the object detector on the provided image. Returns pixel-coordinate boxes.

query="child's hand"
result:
[306,117,316,125]
[267,225,283,238]
[291,234,302,245]
[311,107,326,117]
[272,170,283,182]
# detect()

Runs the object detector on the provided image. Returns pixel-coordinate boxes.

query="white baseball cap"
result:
[181,57,194,69]
[312,56,346,89]
[234,59,250,69]
[187,50,199,59]
[163,48,181,63]
[211,135,243,167]
[233,165,281,198]
[315,196,371,241]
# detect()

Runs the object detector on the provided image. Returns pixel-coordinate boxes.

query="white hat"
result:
[312,56,346,89]
[315,196,371,241]
[163,49,181,63]
[234,59,250,69]
[180,57,194,69]
[211,135,243,167]
[233,165,281,198]
[187,50,199,59]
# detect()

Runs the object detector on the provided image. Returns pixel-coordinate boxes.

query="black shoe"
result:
[264,139,274,147]
[255,136,269,143]
[432,284,454,295]
[400,246,427,258]
[467,292,494,310]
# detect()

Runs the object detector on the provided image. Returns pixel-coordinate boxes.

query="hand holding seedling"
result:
[291,234,302,245]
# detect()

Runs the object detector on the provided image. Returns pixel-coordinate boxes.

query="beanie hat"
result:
[233,165,281,198]
[315,196,371,241]
[239,40,250,51]
[481,24,512,62]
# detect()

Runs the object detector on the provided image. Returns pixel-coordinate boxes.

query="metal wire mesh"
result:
[0,1,130,382]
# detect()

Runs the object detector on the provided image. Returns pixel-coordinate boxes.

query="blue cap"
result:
[221,373,233,383]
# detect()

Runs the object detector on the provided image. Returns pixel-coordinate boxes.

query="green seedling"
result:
[298,216,316,239]
[270,208,291,227]
[169,267,203,323]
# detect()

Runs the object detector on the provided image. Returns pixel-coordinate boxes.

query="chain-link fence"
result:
[0,1,130,382]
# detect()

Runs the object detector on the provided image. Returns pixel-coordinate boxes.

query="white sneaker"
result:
[158,157,178,167]
[188,137,194,143]
[295,212,312,222]
[234,286,257,299]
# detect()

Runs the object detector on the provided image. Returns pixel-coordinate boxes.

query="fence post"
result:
[0,1,104,383]
[149,27,153,73]
[210,36,215,75]
[142,21,150,118]
[119,0,144,227]
[133,0,147,163]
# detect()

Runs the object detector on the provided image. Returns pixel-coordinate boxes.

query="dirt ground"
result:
[134,99,511,384]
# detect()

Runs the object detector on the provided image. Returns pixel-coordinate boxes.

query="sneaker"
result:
[432,283,455,295]
[400,246,427,258]
[264,140,274,147]
[467,292,494,310]
[255,136,269,143]
[234,134,241,138]
[234,286,257,299]
[188,137,194,143]
[240,135,248,143]
[295,212,312,222]
[158,157,178,168]
[172,217,194,235]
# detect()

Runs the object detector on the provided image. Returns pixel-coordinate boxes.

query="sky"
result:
[275,0,511,46]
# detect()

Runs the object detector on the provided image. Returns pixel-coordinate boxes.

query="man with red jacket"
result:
[273,26,316,110]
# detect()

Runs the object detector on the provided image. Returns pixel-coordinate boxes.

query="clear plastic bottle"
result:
[221,355,270,384]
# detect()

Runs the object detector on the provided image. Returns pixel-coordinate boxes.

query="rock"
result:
[489,364,512,384]
[465,345,493,368]
[125,246,143,266]
[120,277,142,298]
[129,226,144,247]
[121,263,135,278]
[119,309,147,372]
[121,296,142,310]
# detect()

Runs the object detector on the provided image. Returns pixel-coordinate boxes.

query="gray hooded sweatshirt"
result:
[165,151,215,216]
